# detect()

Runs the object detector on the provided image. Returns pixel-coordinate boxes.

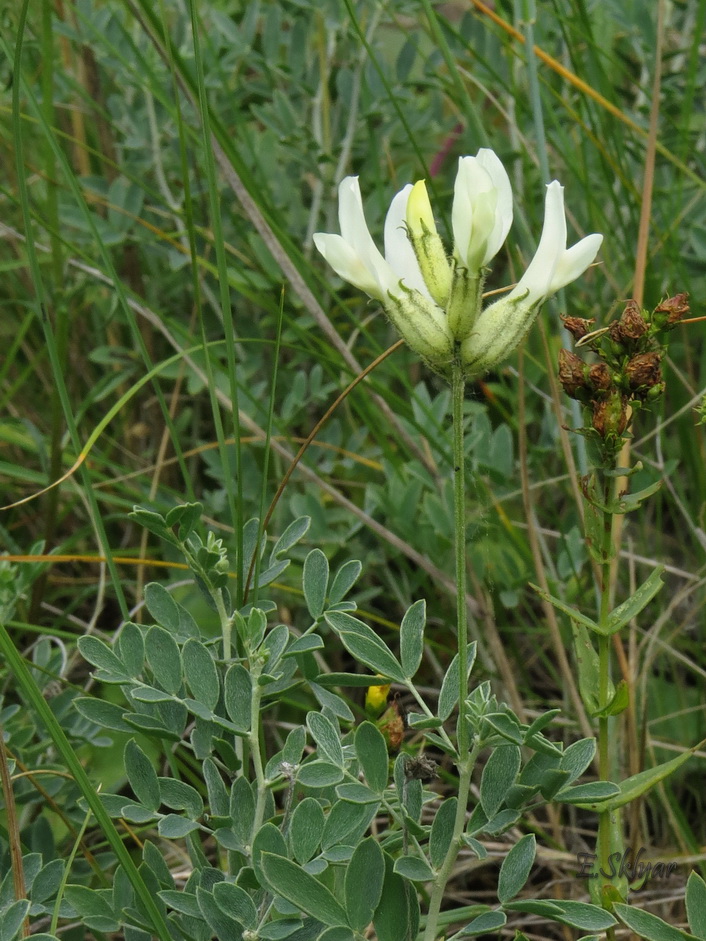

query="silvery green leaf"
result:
[329,560,362,604]
[429,798,457,870]
[270,516,311,563]
[400,599,426,679]
[325,611,405,683]
[355,722,388,793]
[145,626,182,694]
[124,739,160,812]
[498,834,535,903]
[224,663,252,732]
[182,639,220,711]
[345,838,385,931]
[289,798,325,864]
[480,745,521,818]
[687,872,706,939]
[438,644,476,721]
[303,549,329,619]
[261,854,349,928]
[307,712,344,767]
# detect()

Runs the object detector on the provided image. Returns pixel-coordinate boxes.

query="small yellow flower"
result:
[365,678,390,718]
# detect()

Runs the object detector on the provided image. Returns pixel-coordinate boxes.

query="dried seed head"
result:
[405,755,439,781]
[655,292,690,325]
[561,315,595,340]
[608,300,648,345]
[558,348,588,397]
[619,300,649,339]
[625,351,662,392]
[588,363,612,392]
[592,392,629,437]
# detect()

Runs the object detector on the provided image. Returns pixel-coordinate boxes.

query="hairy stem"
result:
[249,665,268,840]
[214,587,233,661]
[452,360,470,756]
[596,463,621,936]
[423,746,480,941]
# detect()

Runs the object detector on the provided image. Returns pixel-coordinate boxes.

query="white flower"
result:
[313,159,602,379]
[313,177,422,302]
[313,177,454,368]
[460,181,603,376]
[452,150,513,271]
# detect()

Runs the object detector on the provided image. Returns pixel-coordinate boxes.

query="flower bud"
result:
[405,181,452,307]
[385,290,454,368]
[459,290,538,377]
[446,263,483,342]
[645,381,666,402]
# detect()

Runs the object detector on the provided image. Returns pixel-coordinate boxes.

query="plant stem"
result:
[452,360,470,757]
[423,745,480,941]
[596,462,621,935]
[420,360,474,941]
[249,664,268,840]
[214,585,233,661]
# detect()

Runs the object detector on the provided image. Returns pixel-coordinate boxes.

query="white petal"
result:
[451,157,476,267]
[475,149,513,264]
[312,233,384,300]
[332,176,401,297]
[337,178,389,276]
[549,233,603,293]
[511,181,566,304]
[384,185,431,298]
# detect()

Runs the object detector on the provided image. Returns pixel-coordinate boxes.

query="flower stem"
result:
[214,587,233,661]
[423,745,480,941]
[249,662,268,840]
[451,360,470,757]
[596,462,622,935]
[419,360,473,941]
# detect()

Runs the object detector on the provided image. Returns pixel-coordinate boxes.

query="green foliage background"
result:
[1,0,705,935]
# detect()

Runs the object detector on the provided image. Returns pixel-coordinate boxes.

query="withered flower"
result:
[625,352,662,392]
[592,392,630,438]
[615,299,648,340]
[561,314,595,340]
[654,292,690,326]
[559,348,588,397]
[588,363,612,392]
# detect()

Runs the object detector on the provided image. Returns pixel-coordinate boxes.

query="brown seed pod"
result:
[625,351,662,391]
[618,299,649,339]
[558,348,588,397]
[561,315,595,340]
[654,292,690,325]
[592,392,629,437]
[588,362,613,392]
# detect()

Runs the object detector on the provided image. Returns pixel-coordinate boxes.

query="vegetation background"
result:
[1,0,705,935]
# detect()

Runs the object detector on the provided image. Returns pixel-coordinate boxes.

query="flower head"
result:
[313,155,602,379]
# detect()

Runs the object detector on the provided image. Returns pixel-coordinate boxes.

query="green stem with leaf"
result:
[452,359,470,757]
[596,459,623,934]
[249,658,268,840]
[422,357,473,941]
[423,745,481,941]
